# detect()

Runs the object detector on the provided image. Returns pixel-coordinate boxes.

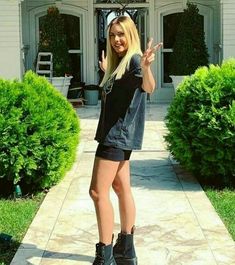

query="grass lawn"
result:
[0,193,45,265]
[203,186,235,241]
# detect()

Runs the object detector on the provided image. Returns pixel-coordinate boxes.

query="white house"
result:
[0,0,234,102]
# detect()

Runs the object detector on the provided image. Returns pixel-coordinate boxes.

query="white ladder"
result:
[36,52,53,80]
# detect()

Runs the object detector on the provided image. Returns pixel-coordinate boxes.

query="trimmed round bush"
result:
[165,59,235,186]
[0,71,80,191]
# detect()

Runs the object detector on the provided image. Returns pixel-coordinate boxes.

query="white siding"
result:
[222,0,235,59]
[0,0,22,79]
[26,0,88,10]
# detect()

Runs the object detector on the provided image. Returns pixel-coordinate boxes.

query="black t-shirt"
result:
[95,54,146,150]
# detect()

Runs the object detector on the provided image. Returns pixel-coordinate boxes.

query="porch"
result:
[1,0,234,102]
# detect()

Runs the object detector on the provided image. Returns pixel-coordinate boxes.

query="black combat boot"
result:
[113,226,137,265]
[93,242,117,265]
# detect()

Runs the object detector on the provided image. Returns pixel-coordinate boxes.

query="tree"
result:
[169,2,209,75]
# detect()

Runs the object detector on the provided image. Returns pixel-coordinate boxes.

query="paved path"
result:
[11,103,235,265]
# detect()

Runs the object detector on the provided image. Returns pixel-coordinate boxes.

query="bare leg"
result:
[112,161,136,234]
[89,157,120,245]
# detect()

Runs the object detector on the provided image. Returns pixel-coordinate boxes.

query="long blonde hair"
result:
[100,16,142,87]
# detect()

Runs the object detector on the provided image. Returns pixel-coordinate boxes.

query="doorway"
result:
[161,12,204,87]
[95,8,148,83]
[38,13,83,86]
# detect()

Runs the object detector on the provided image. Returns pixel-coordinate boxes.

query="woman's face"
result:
[109,23,128,57]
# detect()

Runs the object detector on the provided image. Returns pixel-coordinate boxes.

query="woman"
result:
[89,16,162,265]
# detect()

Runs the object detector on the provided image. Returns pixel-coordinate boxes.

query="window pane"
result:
[62,15,81,50]
[69,53,82,82]
[139,14,145,51]
[163,13,182,49]
[39,14,82,83]
[162,12,204,85]
[39,14,81,50]
[162,13,182,85]
[163,52,172,83]
[107,10,130,25]
[95,0,146,3]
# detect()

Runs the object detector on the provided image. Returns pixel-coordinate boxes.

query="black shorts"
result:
[95,144,132,161]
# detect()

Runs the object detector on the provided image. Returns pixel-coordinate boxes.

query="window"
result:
[162,12,204,86]
[95,0,146,3]
[162,13,182,85]
[107,10,130,25]
[39,14,82,82]
[62,14,82,82]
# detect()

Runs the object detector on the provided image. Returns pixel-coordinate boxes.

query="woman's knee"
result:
[89,187,99,202]
[113,178,132,198]
[112,179,126,197]
[89,187,109,203]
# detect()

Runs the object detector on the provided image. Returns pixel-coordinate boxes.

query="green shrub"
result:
[0,71,80,191]
[165,59,235,185]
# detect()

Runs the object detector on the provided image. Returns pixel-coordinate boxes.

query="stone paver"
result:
[10,103,235,265]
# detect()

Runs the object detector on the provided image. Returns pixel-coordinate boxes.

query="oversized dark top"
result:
[95,54,146,150]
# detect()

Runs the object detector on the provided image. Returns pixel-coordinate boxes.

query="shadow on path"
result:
[14,243,94,264]
[130,159,198,192]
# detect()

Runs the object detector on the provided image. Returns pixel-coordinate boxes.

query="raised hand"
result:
[141,38,163,70]
[99,50,107,72]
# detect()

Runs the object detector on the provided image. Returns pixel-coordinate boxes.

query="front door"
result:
[38,11,84,87]
[95,7,148,84]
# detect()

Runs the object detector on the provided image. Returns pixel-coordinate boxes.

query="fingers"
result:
[99,51,107,72]
[145,39,163,55]
[144,53,155,65]
[101,50,105,60]
[147,38,153,50]
[142,40,163,67]
[151,42,163,53]
[99,60,104,72]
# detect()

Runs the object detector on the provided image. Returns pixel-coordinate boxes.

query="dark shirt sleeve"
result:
[129,54,142,75]
[128,54,144,91]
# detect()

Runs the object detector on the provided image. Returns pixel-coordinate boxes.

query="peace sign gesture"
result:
[141,38,163,70]
[99,50,107,72]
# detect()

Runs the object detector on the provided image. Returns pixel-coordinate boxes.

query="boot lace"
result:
[93,249,105,265]
[115,234,122,246]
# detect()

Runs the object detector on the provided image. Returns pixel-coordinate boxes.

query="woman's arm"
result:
[141,66,156,94]
[141,39,163,94]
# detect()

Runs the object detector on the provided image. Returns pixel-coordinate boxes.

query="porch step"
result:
[36,52,53,79]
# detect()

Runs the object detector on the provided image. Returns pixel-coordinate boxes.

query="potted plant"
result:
[169,2,209,92]
[37,6,72,97]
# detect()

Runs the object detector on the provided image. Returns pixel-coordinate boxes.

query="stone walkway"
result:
[11,103,235,265]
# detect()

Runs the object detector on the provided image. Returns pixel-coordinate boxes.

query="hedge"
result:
[0,71,80,193]
[165,59,235,186]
